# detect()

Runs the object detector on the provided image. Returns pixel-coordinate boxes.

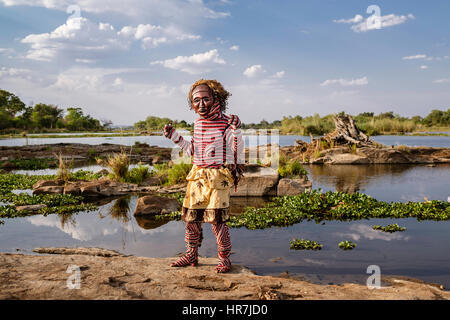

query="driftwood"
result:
[326,113,373,147]
[294,113,377,160]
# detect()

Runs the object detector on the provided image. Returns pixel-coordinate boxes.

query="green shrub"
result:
[278,158,307,178]
[150,162,193,185]
[126,164,150,184]
[166,162,193,185]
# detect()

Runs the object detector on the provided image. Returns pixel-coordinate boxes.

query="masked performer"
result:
[163,79,244,273]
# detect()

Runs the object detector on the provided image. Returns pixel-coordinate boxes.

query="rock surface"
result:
[133,195,180,216]
[15,204,47,212]
[232,164,279,196]
[277,178,312,196]
[0,143,172,167]
[0,247,448,300]
[282,145,450,165]
[32,179,163,197]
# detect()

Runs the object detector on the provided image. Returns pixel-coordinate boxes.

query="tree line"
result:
[0,89,111,133]
[135,109,450,136]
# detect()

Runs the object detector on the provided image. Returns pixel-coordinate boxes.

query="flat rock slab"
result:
[133,195,180,216]
[0,247,448,300]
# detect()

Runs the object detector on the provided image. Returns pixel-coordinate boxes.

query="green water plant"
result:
[0,172,100,219]
[372,224,406,233]
[289,239,323,250]
[226,189,450,230]
[338,241,356,250]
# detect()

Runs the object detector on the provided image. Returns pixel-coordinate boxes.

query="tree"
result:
[0,89,26,118]
[423,109,450,126]
[0,89,27,129]
[64,107,102,131]
[357,112,374,118]
[134,120,147,131]
[376,111,394,119]
[411,115,422,124]
[31,103,64,129]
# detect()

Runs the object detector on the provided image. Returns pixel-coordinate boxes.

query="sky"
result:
[0,0,449,126]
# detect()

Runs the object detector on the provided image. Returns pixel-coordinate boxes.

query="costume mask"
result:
[192,84,215,118]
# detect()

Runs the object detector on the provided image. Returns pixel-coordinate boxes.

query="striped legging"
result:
[175,222,232,272]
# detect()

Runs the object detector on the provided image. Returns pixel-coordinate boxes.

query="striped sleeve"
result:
[168,128,193,157]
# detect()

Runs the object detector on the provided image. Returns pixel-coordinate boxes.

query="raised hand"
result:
[163,123,173,138]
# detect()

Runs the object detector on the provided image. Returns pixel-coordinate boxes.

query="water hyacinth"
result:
[289,239,323,250]
[372,224,406,233]
[338,241,357,250]
[0,172,100,218]
[227,189,450,230]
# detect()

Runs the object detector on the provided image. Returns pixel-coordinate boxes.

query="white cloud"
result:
[150,49,226,74]
[272,71,285,79]
[50,67,140,92]
[75,58,95,64]
[433,79,450,84]
[0,67,32,77]
[420,65,428,70]
[334,13,414,33]
[20,17,201,62]
[21,17,128,62]
[0,47,14,55]
[0,0,230,21]
[243,65,265,78]
[402,54,427,60]
[333,14,363,24]
[336,224,410,241]
[320,76,368,87]
[118,24,200,49]
[352,13,414,32]
[230,45,239,51]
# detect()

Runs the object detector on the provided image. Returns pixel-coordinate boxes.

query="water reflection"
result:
[305,163,450,202]
[100,196,131,223]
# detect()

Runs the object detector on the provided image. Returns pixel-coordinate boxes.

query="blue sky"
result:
[0,0,449,126]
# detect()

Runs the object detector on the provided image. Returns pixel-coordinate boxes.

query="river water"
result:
[1,133,449,148]
[0,134,449,289]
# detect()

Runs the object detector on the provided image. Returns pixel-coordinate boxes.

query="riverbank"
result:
[0,143,171,169]
[1,142,450,171]
[0,247,447,300]
[1,128,449,140]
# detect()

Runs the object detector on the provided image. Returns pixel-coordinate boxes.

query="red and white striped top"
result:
[167,105,244,168]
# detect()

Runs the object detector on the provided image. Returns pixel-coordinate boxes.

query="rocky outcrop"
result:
[277,178,312,196]
[0,248,448,300]
[15,204,47,212]
[232,164,279,196]
[32,178,160,197]
[0,143,172,167]
[283,145,450,165]
[133,195,180,216]
[31,163,312,198]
